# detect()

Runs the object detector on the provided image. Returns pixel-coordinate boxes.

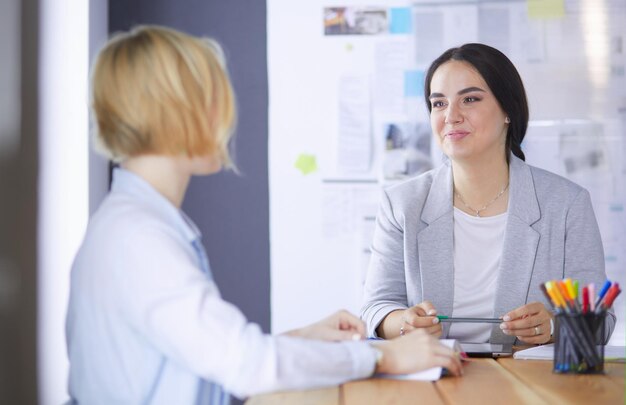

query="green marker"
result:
[437,315,502,324]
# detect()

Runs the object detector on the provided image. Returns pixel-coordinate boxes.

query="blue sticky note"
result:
[390,8,412,34]
[404,70,424,98]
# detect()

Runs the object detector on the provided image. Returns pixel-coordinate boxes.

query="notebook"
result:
[513,343,626,362]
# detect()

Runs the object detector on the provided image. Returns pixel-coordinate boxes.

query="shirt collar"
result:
[111,167,202,244]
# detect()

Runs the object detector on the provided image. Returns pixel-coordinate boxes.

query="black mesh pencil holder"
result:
[553,312,606,374]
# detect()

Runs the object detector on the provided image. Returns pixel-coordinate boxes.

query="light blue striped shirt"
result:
[66,168,377,404]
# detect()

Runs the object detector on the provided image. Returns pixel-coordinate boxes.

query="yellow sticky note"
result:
[294,154,317,175]
[527,0,565,19]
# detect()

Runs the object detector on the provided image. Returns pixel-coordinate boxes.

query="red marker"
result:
[599,284,621,312]
[582,286,589,314]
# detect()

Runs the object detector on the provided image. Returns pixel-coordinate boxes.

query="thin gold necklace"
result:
[455,183,509,217]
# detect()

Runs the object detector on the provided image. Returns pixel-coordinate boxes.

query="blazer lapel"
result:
[491,156,541,343]
[417,162,455,337]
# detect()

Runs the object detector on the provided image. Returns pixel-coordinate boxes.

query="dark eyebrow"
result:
[458,86,486,95]
[429,87,486,100]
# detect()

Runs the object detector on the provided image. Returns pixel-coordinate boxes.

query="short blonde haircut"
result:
[92,25,236,167]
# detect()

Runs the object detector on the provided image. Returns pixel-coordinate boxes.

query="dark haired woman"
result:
[361,43,615,345]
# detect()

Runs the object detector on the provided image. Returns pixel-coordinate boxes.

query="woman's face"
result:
[429,60,508,164]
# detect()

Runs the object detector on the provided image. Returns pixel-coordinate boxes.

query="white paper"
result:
[513,343,626,361]
[374,42,409,115]
[377,339,461,381]
[338,75,372,173]
[321,182,379,238]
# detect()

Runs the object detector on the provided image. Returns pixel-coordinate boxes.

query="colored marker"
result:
[436,316,502,324]
[594,280,612,309]
[582,286,589,314]
[588,283,596,312]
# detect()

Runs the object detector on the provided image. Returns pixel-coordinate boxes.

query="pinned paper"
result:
[527,0,565,19]
[338,75,372,172]
[294,154,317,175]
[390,8,412,34]
[404,70,424,98]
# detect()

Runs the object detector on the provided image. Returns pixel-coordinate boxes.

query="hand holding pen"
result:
[498,302,553,344]
[398,301,442,338]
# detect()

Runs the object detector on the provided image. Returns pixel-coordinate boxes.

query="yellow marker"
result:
[545,283,560,308]
[548,282,566,309]
[572,280,579,300]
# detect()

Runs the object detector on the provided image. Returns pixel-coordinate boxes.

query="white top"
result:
[66,169,377,404]
[449,208,507,343]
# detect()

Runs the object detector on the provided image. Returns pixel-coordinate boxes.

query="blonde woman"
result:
[66,26,462,405]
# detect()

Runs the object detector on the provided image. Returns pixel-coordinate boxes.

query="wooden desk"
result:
[246,358,624,405]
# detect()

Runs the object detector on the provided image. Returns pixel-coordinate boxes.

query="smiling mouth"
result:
[445,131,470,140]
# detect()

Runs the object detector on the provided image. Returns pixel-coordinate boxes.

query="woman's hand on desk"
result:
[283,310,366,341]
[376,301,442,339]
[499,302,553,344]
[374,329,463,376]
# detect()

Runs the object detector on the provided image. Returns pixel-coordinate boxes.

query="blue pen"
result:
[594,280,612,309]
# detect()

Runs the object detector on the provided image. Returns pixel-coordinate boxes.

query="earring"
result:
[505,117,511,124]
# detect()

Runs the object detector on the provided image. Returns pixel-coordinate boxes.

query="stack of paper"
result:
[377,339,461,381]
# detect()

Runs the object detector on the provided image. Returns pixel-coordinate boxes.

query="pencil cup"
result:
[553,313,606,374]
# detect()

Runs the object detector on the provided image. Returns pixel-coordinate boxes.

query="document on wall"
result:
[374,41,409,114]
[337,75,372,173]
[376,339,462,381]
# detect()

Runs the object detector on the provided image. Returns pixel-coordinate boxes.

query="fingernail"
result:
[502,329,510,335]
[427,309,437,315]
[352,333,362,341]
[432,317,439,324]
[503,315,511,321]
[499,323,506,329]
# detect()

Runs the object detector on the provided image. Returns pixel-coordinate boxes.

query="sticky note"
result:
[294,154,317,175]
[404,70,424,98]
[390,8,412,34]
[527,0,565,19]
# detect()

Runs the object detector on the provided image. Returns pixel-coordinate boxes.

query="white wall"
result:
[268,0,626,345]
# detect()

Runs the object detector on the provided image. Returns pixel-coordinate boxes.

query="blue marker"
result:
[594,280,612,309]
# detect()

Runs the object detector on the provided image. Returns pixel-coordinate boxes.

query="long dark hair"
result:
[424,43,528,163]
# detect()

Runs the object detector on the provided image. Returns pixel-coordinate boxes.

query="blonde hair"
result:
[92,25,236,168]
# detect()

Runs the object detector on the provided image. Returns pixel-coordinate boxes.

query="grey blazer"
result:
[361,156,615,343]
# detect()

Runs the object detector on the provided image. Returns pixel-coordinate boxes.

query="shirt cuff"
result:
[344,341,378,379]
[368,304,406,338]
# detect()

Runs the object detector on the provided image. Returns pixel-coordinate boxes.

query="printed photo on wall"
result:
[324,7,388,36]
[381,122,433,182]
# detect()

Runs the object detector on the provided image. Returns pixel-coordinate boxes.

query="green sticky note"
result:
[294,154,317,175]
[527,0,565,19]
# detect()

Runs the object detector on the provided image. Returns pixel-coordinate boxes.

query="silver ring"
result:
[534,326,540,336]
[400,326,405,336]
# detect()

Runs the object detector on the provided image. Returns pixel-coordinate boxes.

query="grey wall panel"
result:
[108,1,271,335]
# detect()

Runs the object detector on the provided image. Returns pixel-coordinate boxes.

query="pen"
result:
[588,283,596,312]
[582,286,589,314]
[596,283,621,313]
[436,316,502,324]
[564,278,575,300]
[594,280,612,309]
